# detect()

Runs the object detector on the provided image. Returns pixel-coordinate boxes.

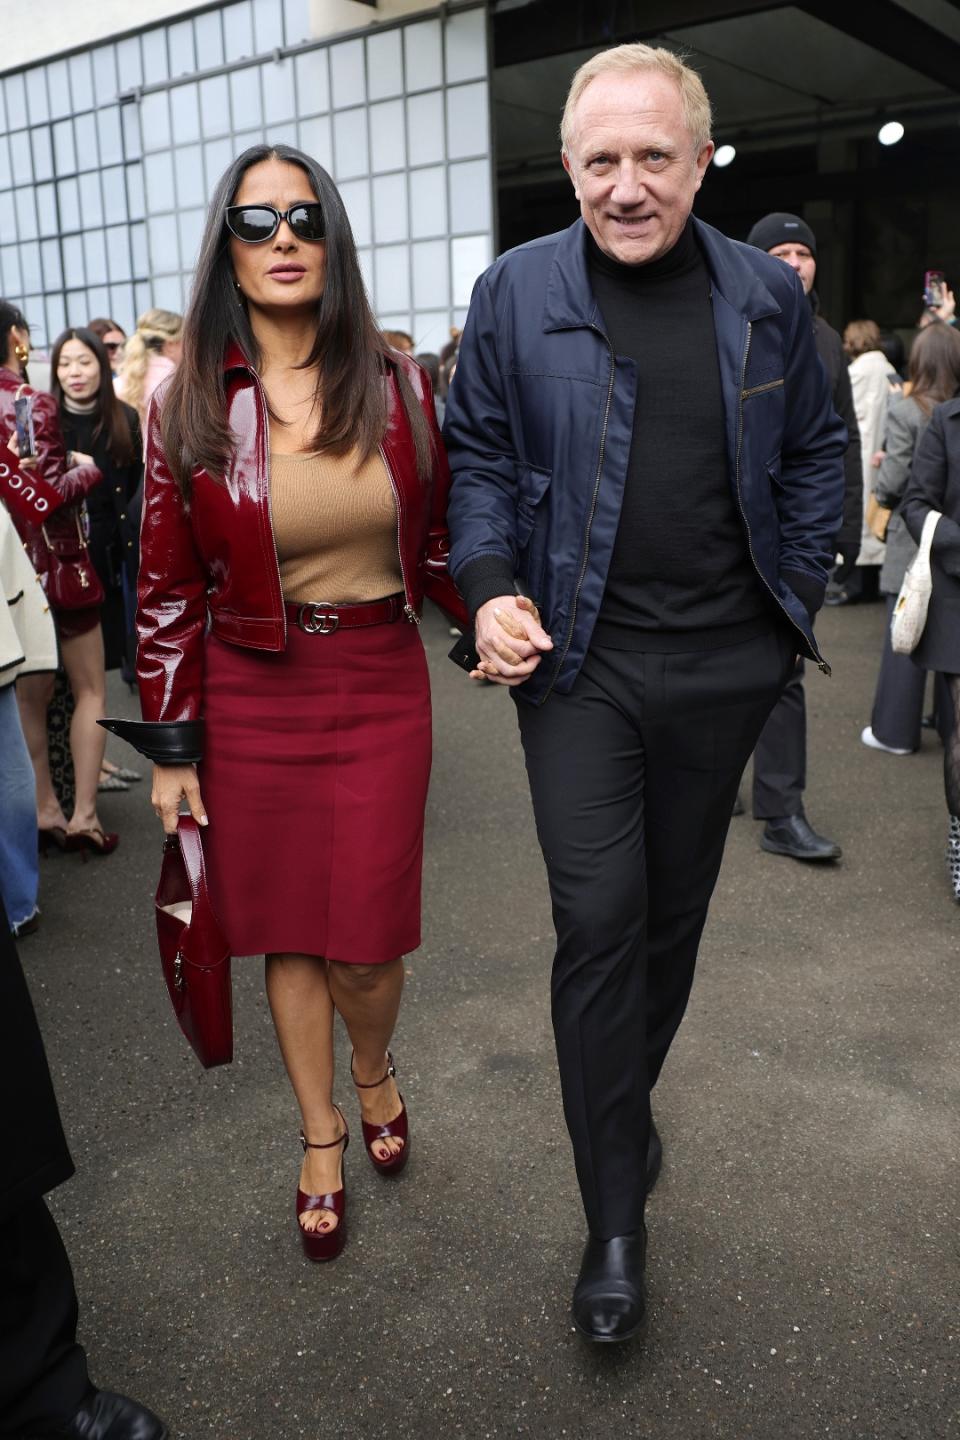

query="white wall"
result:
[0,0,443,73]
[312,0,439,33]
[0,0,201,70]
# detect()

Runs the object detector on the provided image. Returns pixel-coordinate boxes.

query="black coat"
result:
[0,907,73,1220]
[812,304,863,552]
[60,402,143,672]
[901,395,960,674]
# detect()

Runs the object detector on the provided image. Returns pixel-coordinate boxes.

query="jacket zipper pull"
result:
[404,603,421,625]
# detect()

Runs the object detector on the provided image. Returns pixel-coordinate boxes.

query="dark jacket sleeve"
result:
[443,273,522,617]
[0,910,74,1217]
[817,325,863,549]
[776,277,848,612]
[416,372,470,628]
[119,408,144,572]
[901,405,960,575]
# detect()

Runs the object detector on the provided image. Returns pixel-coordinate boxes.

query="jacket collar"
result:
[223,340,254,375]
[543,216,782,333]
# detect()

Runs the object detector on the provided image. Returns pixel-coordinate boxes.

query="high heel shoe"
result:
[38,825,69,856]
[296,1106,349,1262]
[65,827,120,860]
[351,1050,409,1176]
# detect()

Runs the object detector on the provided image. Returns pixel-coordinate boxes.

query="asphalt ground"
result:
[22,599,960,1440]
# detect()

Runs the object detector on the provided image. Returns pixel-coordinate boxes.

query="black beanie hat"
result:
[746,212,817,258]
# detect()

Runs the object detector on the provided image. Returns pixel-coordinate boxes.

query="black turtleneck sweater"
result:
[589,222,771,650]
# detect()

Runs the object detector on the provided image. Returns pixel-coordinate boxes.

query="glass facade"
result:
[0,0,492,353]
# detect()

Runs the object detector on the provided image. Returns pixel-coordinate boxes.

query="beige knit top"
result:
[269,446,403,604]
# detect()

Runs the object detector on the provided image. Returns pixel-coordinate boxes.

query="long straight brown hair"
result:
[160,144,433,495]
[908,321,960,416]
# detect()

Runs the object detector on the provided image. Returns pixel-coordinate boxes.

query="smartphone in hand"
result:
[13,392,35,458]
[924,269,947,310]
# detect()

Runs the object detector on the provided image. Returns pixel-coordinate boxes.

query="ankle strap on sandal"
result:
[350,1050,397,1089]
[300,1105,347,1152]
[300,1131,347,1152]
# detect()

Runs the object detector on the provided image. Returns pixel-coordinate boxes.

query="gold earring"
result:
[14,342,28,364]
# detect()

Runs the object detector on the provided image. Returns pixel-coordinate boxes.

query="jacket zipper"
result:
[249,368,287,644]
[540,327,616,703]
[379,442,419,623]
[734,322,830,676]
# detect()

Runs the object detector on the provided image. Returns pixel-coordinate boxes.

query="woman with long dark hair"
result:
[103,145,467,1262]
[902,367,960,904]
[862,322,960,756]
[52,328,143,673]
[52,327,145,787]
[0,303,116,856]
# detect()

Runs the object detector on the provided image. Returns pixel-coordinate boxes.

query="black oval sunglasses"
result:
[225,202,326,244]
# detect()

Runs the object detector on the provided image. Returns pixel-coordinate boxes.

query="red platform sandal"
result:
[351,1051,409,1177]
[296,1106,349,1262]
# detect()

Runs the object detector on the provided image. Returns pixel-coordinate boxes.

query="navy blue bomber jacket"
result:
[443,217,847,706]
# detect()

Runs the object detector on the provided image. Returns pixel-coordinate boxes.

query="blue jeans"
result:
[0,683,38,928]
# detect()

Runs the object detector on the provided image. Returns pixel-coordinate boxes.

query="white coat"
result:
[849,348,897,566]
[0,502,57,688]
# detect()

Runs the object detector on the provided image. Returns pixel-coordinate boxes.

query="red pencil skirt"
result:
[199,620,432,962]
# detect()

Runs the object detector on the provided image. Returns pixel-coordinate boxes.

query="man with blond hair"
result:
[445,45,845,1342]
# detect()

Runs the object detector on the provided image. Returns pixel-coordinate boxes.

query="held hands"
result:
[931,287,956,325]
[6,432,37,470]
[151,763,208,836]
[470,594,553,686]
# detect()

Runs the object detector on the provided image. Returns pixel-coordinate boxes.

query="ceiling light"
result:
[714,144,736,167]
[878,121,904,146]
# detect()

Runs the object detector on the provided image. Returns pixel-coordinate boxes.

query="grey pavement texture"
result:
[22,601,960,1440]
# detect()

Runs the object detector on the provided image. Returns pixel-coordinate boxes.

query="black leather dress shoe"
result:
[761,813,841,862]
[36,1389,168,1439]
[572,1229,647,1343]
[646,1119,662,1195]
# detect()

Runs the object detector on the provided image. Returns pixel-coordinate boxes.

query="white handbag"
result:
[890,509,941,655]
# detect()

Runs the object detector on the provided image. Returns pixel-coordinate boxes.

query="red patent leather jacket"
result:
[136,344,468,729]
[0,366,103,576]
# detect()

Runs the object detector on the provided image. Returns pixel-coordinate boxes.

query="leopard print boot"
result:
[947,815,960,904]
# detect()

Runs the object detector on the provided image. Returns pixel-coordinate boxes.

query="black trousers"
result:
[870,595,927,752]
[0,1199,89,1437]
[752,662,806,818]
[515,628,794,1239]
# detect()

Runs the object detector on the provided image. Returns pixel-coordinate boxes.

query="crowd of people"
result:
[0,304,185,939]
[1,37,959,1432]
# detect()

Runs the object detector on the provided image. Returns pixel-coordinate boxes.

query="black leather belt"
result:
[285,594,407,635]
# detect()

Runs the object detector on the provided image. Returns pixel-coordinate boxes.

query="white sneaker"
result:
[860,725,913,756]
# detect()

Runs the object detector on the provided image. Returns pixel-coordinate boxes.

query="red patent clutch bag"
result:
[155,816,233,1068]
